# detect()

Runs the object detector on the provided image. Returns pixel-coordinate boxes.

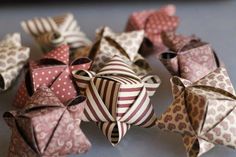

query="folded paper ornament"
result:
[73,55,160,145]
[160,33,220,82]
[125,4,179,56]
[161,31,200,53]
[21,13,91,58]
[14,45,91,108]
[0,33,30,91]
[89,26,152,76]
[157,67,236,157]
[4,86,91,157]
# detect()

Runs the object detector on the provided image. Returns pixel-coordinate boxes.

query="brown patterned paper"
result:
[73,55,160,145]
[125,4,179,56]
[0,33,30,91]
[157,67,236,157]
[161,31,200,52]
[14,45,91,108]
[89,26,152,76]
[4,86,91,157]
[21,13,91,58]
[160,33,220,82]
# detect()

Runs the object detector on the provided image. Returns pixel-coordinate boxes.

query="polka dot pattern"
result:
[125,5,179,49]
[14,45,91,108]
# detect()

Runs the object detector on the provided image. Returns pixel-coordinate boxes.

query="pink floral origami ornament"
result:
[4,86,91,157]
[160,32,220,82]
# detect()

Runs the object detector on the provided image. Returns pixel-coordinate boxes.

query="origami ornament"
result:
[4,86,91,157]
[157,67,236,157]
[125,4,179,56]
[14,45,91,108]
[21,13,91,58]
[161,31,200,53]
[159,33,220,82]
[0,33,30,91]
[73,56,160,145]
[89,26,151,76]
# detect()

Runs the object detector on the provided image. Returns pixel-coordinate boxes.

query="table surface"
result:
[1,1,236,157]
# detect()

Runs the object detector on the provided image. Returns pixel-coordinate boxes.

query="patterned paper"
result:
[73,55,160,145]
[160,33,220,82]
[125,4,179,56]
[157,67,236,157]
[89,26,151,76]
[14,45,91,108]
[21,13,91,58]
[161,31,200,52]
[4,86,91,157]
[0,33,30,91]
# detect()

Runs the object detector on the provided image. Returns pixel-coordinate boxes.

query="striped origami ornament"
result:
[21,13,91,58]
[73,55,161,145]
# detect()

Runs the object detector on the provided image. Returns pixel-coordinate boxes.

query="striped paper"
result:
[21,13,91,57]
[73,55,160,145]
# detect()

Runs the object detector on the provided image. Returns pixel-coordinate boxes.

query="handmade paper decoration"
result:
[125,4,179,56]
[73,56,160,145]
[161,31,200,52]
[157,67,236,157]
[89,26,151,76]
[0,33,30,91]
[4,86,91,157]
[21,13,91,58]
[159,33,220,82]
[14,45,91,108]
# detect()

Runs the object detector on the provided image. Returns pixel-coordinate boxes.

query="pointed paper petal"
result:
[157,92,194,135]
[44,110,91,155]
[194,67,235,95]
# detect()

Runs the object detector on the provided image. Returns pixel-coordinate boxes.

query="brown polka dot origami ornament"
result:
[14,45,91,108]
[125,4,179,56]
[21,13,92,59]
[160,32,220,82]
[157,67,236,157]
[4,86,91,157]
[0,33,30,91]
[89,26,152,76]
[73,56,160,146]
